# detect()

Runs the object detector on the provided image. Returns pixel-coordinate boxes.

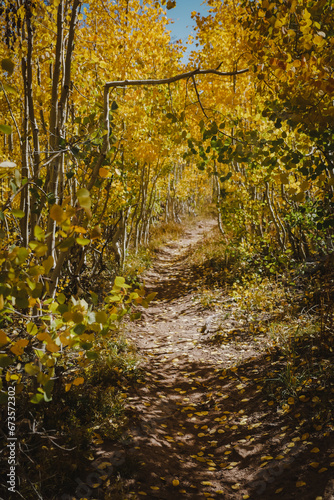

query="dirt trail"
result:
[97,218,334,500]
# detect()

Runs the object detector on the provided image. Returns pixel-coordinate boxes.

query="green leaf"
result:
[34,225,45,242]
[28,265,45,277]
[114,276,126,287]
[58,236,75,250]
[76,237,90,246]
[31,282,43,299]
[43,392,52,402]
[220,172,232,183]
[73,324,86,335]
[0,354,13,368]
[114,276,130,289]
[30,393,44,404]
[72,311,84,324]
[29,241,48,257]
[44,379,54,398]
[146,292,157,302]
[16,247,29,263]
[76,188,90,199]
[0,124,12,135]
[57,304,68,314]
[0,392,8,404]
[1,58,14,75]
[2,83,18,95]
[16,296,29,309]
[86,351,99,360]
[57,293,66,304]
[106,294,122,302]
[27,322,38,336]
[96,310,108,324]
[166,112,177,123]
[130,312,142,320]
[90,292,98,305]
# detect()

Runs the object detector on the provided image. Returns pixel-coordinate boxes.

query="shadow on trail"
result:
[94,352,334,500]
[144,248,198,302]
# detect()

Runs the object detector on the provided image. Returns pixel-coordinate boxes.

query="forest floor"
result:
[92,217,334,500]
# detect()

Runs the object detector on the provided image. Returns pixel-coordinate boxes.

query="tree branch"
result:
[105,66,249,90]
[191,75,208,119]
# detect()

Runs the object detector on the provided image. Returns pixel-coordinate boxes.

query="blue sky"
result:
[83,1,210,62]
[166,0,210,61]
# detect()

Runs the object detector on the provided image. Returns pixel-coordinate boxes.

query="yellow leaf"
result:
[172,480,179,486]
[42,255,54,275]
[296,481,306,487]
[37,331,52,343]
[50,204,66,223]
[10,339,29,356]
[314,34,325,45]
[99,167,109,178]
[77,188,91,210]
[311,447,320,453]
[73,377,84,386]
[0,329,9,346]
[46,342,59,353]
[167,1,176,10]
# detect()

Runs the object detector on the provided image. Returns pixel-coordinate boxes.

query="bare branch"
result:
[191,75,208,119]
[105,66,249,90]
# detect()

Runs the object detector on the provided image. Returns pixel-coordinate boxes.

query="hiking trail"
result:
[95,218,333,500]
